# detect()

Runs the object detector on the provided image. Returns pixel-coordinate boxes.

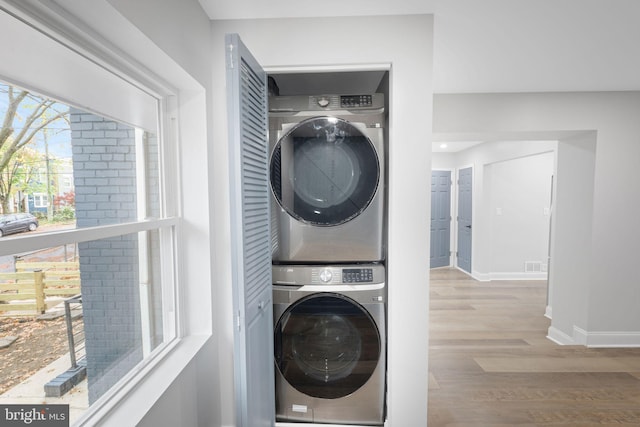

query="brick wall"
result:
[70,109,142,404]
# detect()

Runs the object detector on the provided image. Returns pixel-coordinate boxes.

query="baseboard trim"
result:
[584,331,640,348]
[547,326,575,345]
[573,326,588,345]
[547,326,640,348]
[544,305,552,319]
[471,271,548,281]
[489,272,548,281]
[471,270,490,281]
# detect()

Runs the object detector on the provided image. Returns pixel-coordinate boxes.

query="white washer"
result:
[269,94,386,263]
[273,264,386,425]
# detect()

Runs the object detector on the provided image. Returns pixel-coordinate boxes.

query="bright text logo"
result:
[1,405,69,426]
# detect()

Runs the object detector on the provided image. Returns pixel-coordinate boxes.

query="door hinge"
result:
[236,310,241,331]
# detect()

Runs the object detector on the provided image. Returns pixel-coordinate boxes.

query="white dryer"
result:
[273,264,386,425]
[269,94,386,263]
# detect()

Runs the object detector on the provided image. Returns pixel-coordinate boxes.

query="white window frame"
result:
[32,193,49,208]
[0,3,211,426]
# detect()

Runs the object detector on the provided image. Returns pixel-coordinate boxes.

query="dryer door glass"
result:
[270,117,379,226]
[274,293,381,399]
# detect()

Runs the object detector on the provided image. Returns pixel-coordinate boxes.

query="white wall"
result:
[547,132,596,344]
[434,92,640,347]
[486,152,553,277]
[435,142,555,279]
[432,152,457,170]
[106,0,212,86]
[211,15,434,427]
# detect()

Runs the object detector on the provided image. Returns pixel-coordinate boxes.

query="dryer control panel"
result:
[269,93,384,113]
[272,264,385,285]
[340,95,373,108]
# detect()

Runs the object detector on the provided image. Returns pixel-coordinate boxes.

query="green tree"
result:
[0,83,68,213]
[1,146,47,212]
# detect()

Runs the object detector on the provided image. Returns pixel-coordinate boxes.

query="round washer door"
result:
[270,117,380,226]
[274,293,381,399]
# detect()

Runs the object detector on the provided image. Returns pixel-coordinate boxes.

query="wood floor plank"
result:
[428,267,640,426]
[431,338,530,347]
[474,356,633,373]
[429,373,440,390]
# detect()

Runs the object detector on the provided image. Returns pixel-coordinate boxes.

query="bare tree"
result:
[0,83,69,213]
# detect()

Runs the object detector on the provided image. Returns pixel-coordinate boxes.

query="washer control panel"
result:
[272,264,384,286]
[313,267,376,284]
[342,268,374,283]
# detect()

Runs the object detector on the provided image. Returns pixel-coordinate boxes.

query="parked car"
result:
[0,213,39,237]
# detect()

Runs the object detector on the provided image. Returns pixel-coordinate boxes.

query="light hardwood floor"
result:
[428,268,640,426]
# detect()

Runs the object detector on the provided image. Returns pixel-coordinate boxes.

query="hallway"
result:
[428,268,640,426]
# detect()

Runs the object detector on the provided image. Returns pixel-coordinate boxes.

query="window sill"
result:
[75,334,212,426]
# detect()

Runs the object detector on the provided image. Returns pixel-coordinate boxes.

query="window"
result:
[0,7,179,425]
[33,193,49,208]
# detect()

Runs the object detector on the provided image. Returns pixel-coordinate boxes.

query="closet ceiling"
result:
[199,0,640,94]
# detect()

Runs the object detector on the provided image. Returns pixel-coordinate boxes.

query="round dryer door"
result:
[274,293,381,399]
[270,117,380,226]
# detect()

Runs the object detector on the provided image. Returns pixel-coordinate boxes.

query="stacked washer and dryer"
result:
[269,93,387,426]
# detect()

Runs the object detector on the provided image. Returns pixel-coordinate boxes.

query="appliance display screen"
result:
[342,268,374,283]
[340,95,373,108]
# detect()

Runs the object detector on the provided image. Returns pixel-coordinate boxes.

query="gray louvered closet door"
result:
[225,33,275,427]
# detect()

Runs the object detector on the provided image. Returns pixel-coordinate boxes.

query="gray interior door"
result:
[430,170,451,268]
[457,167,473,273]
[226,33,275,427]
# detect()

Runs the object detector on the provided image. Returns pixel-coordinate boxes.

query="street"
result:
[0,222,77,272]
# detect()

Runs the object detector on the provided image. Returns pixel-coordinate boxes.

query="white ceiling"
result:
[198,0,435,20]
[432,140,484,153]
[199,0,640,94]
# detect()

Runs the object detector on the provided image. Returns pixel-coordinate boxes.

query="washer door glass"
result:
[274,293,381,399]
[270,117,380,226]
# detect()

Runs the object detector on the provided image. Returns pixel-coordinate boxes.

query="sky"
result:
[0,82,72,159]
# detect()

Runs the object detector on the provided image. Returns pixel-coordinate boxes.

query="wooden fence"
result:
[0,261,80,315]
